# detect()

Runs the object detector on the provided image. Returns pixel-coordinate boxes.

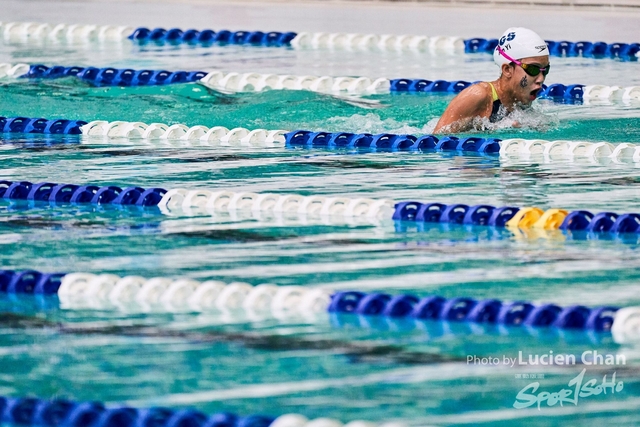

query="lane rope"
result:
[0,116,87,134]
[81,120,288,145]
[7,272,333,315]
[0,395,405,427]
[5,179,640,244]
[4,117,640,166]
[291,32,464,52]
[0,22,132,41]
[392,201,640,234]
[2,22,637,59]
[3,64,640,102]
[128,27,296,47]
[295,33,640,59]
[199,71,391,94]
[499,138,640,162]
[0,179,396,220]
[0,270,634,338]
[537,83,640,102]
[157,188,395,219]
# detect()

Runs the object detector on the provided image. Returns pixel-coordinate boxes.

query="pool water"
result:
[2,30,640,427]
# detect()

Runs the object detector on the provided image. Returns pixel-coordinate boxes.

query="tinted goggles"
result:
[497,45,550,77]
[517,62,550,77]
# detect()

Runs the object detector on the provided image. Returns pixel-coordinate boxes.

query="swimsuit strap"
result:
[487,82,502,123]
[487,82,499,102]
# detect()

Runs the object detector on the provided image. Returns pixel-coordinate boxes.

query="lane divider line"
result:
[0,394,405,427]
[1,22,133,41]
[2,64,639,102]
[128,27,296,47]
[2,22,637,59]
[0,270,635,340]
[391,201,640,234]
[3,118,640,165]
[81,120,288,145]
[4,179,640,236]
[5,178,637,245]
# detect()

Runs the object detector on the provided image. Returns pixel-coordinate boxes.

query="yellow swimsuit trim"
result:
[488,82,499,102]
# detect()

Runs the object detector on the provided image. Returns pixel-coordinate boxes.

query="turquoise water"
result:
[2,36,640,426]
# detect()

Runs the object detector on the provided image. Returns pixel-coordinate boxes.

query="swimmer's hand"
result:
[512,121,521,128]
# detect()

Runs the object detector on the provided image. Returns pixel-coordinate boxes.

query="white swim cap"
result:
[493,27,549,66]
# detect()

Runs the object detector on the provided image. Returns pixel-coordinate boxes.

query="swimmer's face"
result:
[504,55,550,105]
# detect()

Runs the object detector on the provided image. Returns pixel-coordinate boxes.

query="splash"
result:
[324,113,435,134]
[323,107,558,136]
[494,103,561,133]
[435,102,561,135]
[465,106,558,133]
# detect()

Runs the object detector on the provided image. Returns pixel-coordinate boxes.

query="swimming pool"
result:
[2,7,640,427]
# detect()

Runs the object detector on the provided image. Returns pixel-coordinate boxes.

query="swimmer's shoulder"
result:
[458,82,494,101]
[434,82,494,133]
[449,82,494,113]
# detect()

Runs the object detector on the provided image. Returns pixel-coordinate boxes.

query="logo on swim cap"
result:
[494,27,548,67]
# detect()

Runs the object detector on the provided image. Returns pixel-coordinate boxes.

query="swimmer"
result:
[434,27,550,134]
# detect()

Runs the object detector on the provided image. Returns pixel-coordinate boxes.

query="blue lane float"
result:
[465,37,639,60]
[329,291,619,332]
[0,181,166,206]
[22,65,208,87]
[392,202,516,226]
[390,79,474,93]
[284,131,502,153]
[463,38,500,54]
[128,27,297,47]
[537,83,585,102]
[0,395,274,427]
[0,270,64,294]
[0,269,620,333]
[1,117,87,135]
[393,80,586,102]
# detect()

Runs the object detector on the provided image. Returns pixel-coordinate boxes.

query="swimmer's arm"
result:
[433,85,491,134]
